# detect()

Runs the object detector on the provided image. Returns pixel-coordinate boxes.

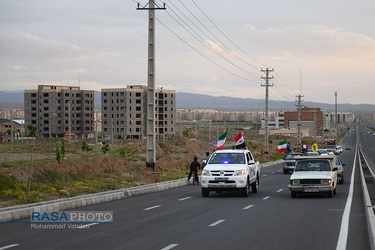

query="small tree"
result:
[27,125,37,201]
[56,139,66,188]
[182,128,192,138]
[101,141,114,187]
[119,148,136,173]
[81,141,93,190]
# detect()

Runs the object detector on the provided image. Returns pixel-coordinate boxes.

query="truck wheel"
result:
[327,189,333,198]
[339,175,344,184]
[251,175,259,193]
[241,179,250,197]
[202,188,209,197]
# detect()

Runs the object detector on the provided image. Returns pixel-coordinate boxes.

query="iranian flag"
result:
[216,131,228,150]
[278,140,288,153]
[235,131,246,149]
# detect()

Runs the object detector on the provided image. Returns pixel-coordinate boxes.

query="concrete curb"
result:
[0,160,282,222]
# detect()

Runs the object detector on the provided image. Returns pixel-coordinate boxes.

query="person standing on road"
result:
[188,156,201,184]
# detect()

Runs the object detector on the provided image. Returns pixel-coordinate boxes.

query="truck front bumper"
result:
[288,184,333,193]
[201,176,247,191]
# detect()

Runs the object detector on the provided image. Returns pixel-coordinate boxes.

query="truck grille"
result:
[210,170,234,176]
[300,179,321,184]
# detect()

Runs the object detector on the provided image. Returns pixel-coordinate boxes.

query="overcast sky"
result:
[1,0,375,105]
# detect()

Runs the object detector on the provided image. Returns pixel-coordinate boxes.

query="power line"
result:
[191,0,270,69]
[163,2,260,81]
[155,17,259,83]
[175,0,262,73]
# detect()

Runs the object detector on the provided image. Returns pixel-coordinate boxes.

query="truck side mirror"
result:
[202,160,207,167]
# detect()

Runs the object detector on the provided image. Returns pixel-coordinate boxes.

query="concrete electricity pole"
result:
[137,1,166,171]
[296,94,304,146]
[261,68,273,154]
[335,91,337,136]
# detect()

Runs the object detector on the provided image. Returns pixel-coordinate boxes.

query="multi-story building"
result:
[0,109,24,119]
[101,85,176,140]
[284,107,324,136]
[24,85,94,138]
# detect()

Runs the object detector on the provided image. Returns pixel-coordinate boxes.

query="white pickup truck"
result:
[200,149,260,197]
[289,155,338,198]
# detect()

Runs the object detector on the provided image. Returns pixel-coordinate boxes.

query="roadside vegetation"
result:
[0,121,349,207]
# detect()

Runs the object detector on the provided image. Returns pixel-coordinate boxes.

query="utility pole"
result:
[137,1,166,171]
[68,101,72,143]
[335,91,337,136]
[296,94,304,146]
[261,68,273,154]
[111,117,114,145]
[11,108,14,143]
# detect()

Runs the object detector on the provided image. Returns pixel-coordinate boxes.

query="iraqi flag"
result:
[235,131,246,149]
[278,140,288,153]
[216,131,228,150]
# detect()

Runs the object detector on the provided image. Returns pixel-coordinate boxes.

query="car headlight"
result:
[290,179,300,185]
[202,170,210,176]
[234,169,245,176]
[321,179,332,184]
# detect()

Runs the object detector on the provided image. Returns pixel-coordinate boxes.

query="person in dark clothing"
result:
[188,156,201,184]
[202,152,210,168]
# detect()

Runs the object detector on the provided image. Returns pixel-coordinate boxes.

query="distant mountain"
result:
[176,92,375,112]
[0,90,374,112]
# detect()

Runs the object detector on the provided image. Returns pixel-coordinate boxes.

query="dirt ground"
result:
[0,137,217,185]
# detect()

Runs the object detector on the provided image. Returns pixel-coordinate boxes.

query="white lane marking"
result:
[160,244,178,250]
[0,245,20,250]
[243,205,254,210]
[271,172,275,174]
[179,197,191,201]
[144,205,161,211]
[209,219,225,227]
[263,174,267,177]
[336,148,357,250]
[77,223,99,229]
[263,196,271,200]
[276,189,283,193]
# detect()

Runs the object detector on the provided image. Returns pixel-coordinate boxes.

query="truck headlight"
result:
[290,179,299,185]
[234,169,245,176]
[202,170,210,176]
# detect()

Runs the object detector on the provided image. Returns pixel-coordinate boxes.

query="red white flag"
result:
[234,131,246,149]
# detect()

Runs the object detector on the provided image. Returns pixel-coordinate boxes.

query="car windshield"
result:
[295,160,331,172]
[208,153,245,164]
[335,157,341,165]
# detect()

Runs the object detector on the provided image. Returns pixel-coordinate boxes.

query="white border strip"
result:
[336,147,357,250]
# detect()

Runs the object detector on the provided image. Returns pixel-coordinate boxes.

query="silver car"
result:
[335,156,345,184]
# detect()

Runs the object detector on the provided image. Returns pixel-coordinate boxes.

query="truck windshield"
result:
[208,153,245,164]
[295,160,331,172]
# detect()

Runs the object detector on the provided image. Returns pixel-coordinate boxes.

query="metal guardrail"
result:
[358,147,375,250]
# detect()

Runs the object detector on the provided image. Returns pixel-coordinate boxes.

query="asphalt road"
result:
[0,123,372,250]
